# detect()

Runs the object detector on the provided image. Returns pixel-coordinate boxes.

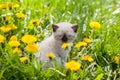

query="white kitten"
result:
[35,22,78,68]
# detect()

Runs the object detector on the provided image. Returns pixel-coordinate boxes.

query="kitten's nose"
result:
[62,35,68,42]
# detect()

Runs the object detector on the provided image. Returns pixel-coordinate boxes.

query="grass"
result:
[0,0,120,80]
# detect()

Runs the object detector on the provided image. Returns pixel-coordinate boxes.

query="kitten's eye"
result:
[67,35,72,38]
[57,35,63,39]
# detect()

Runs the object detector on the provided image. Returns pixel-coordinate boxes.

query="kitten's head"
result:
[52,22,78,43]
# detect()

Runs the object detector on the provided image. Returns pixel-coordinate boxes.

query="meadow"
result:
[0,0,120,80]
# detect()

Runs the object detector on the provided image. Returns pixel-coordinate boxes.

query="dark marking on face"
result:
[62,35,68,42]
[71,24,78,33]
[52,24,59,32]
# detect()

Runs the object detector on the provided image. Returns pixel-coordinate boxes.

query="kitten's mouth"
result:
[61,35,68,42]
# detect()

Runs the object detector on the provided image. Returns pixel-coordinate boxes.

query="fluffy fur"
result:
[35,22,78,68]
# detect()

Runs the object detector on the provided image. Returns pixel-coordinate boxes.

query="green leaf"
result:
[95,73,104,80]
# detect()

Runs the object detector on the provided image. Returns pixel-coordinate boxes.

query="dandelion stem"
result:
[49,68,66,77]
[74,47,86,59]
[0,44,4,55]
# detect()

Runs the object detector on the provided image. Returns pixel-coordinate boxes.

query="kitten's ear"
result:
[72,24,78,32]
[52,24,59,32]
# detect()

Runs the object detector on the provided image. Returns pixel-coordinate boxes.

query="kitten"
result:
[35,22,78,68]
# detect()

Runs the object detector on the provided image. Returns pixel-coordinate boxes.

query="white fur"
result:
[35,22,77,67]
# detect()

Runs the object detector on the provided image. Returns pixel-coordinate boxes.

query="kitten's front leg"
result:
[55,56,66,66]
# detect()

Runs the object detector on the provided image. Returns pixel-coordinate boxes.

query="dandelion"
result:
[0,3,19,9]
[61,43,70,49]
[0,35,5,43]
[21,35,37,44]
[75,41,87,48]
[65,60,81,71]
[10,35,17,41]
[89,21,101,29]
[13,48,21,54]
[7,2,12,9]
[8,41,20,47]
[12,4,19,9]
[84,38,92,44]
[20,56,28,62]
[114,56,119,64]
[30,19,40,26]
[0,26,11,33]
[46,52,55,59]
[4,17,12,23]
[26,44,39,53]
[81,55,94,62]
[16,13,25,19]
[0,3,8,9]
[7,24,17,30]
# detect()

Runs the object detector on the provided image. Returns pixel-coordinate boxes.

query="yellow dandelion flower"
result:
[8,41,20,47]
[12,4,19,9]
[7,24,17,30]
[46,52,55,59]
[21,35,37,44]
[13,48,21,54]
[65,60,81,71]
[61,43,70,49]
[75,41,87,48]
[5,17,12,22]
[16,13,25,19]
[0,35,5,43]
[89,21,101,29]
[0,3,8,9]
[81,55,94,62]
[84,38,92,44]
[10,35,17,41]
[114,56,119,64]
[0,3,19,9]
[7,2,13,9]
[30,19,40,26]
[20,56,28,62]
[26,44,39,53]
[0,26,11,33]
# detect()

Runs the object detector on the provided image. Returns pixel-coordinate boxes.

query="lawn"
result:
[0,0,120,80]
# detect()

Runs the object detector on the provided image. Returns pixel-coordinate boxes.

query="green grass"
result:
[0,0,120,80]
